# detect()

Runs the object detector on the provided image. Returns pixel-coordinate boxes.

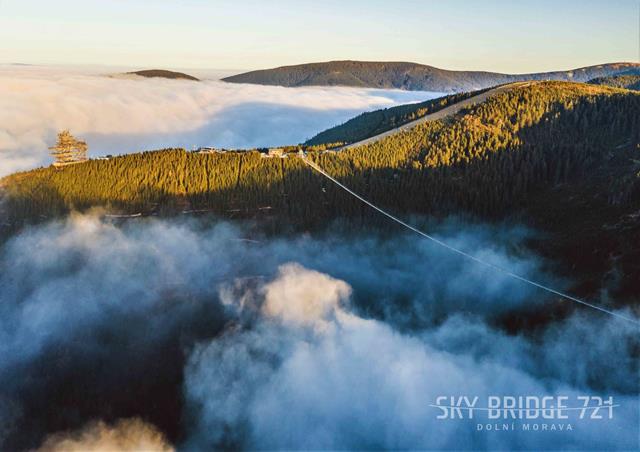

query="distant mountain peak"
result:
[126,69,200,81]
[223,61,640,92]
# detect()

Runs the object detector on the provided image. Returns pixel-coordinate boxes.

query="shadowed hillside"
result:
[305,89,490,146]
[589,74,640,91]
[223,60,640,92]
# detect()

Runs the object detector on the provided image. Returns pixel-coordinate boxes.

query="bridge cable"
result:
[302,157,639,326]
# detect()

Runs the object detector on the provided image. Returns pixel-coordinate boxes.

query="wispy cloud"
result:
[0,214,636,449]
[38,418,173,452]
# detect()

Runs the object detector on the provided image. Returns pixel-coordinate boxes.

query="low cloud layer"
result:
[0,214,636,450]
[185,263,639,450]
[0,66,438,175]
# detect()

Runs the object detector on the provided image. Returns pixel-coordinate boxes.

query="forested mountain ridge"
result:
[223,60,640,92]
[3,82,638,223]
[2,82,639,302]
[588,74,640,91]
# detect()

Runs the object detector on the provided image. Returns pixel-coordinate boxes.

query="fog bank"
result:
[0,214,636,450]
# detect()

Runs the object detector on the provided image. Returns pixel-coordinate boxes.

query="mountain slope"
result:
[223,60,640,92]
[589,74,640,91]
[2,82,639,303]
[305,89,490,146]
[307,84,525,148]
[3,82,637,224]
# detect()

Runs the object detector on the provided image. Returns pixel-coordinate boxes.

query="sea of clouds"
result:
[0,65,439,176]
[0,214,637,450]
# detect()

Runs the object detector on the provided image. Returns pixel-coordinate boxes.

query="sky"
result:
[0,0,637,73]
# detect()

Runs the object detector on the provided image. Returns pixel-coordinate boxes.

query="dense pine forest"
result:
[588,74,640,91]
[2,81,639,300]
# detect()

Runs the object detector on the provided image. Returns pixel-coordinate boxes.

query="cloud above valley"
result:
[0,214,637,450]
[185,262,639,450]
[0,66,439,176]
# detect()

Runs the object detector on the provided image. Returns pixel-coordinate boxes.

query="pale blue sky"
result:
[0,0,637,73]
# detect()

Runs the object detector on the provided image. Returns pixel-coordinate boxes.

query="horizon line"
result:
[2,59,639,77]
